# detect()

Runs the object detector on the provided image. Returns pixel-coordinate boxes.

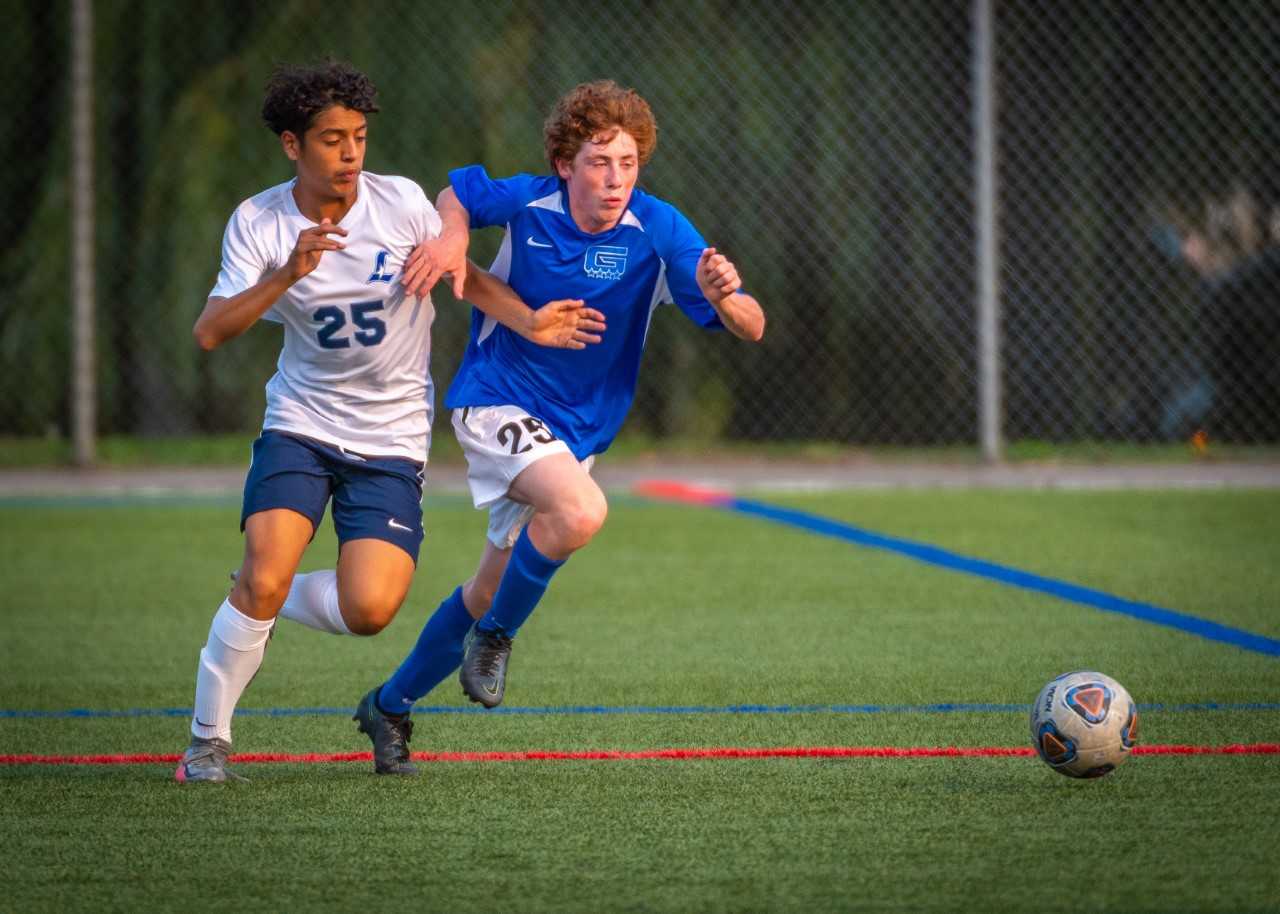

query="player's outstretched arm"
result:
[193,219,348,350]
[696,248,765,342]
[402,187,471,300]
[462,262,606,350]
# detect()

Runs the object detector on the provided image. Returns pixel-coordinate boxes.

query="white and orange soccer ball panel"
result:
[1030,670,1138,778]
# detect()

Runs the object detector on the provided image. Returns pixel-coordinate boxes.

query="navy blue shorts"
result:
[240,431,426,563]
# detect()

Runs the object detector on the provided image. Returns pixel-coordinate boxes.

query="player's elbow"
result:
[193,297,233,351]
[192,322,221,351]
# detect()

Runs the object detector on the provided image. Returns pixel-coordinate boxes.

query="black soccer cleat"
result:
[459,624,513,708]
[353,688,419,776]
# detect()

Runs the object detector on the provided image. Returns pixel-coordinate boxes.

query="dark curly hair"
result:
[261,60,380,138]
[544,80,657,169]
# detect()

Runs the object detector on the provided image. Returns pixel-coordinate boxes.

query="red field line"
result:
[3,744,1278,766]
[632,480,733,506]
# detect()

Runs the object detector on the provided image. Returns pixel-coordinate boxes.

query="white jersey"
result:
[210,172,442,462]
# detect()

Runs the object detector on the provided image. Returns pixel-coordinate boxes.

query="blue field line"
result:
[3,701,1278,720]
[726,497,1280,658]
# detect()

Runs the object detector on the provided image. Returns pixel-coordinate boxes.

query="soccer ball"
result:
[1030,670,1138,778]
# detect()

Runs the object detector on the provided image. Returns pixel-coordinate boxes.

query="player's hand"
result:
[284,219,347,281]
[522,299,607,350]
[402,231,469,299]
[696,247,742,304]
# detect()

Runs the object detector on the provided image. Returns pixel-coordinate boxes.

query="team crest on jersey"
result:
[368,250,395,284]
[584,245,628,281]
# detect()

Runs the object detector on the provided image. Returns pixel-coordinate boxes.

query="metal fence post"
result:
[974,0,1002,462]
[70,0,96,466]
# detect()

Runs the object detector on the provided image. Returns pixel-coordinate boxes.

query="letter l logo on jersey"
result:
[368,250,395,284]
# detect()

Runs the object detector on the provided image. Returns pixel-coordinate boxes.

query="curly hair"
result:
[261,60,380,137]
[543,80,658,169]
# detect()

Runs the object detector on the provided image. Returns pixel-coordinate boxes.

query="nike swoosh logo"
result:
[483,682,500,695]
[387,518,414,532]
[526,236,553,249]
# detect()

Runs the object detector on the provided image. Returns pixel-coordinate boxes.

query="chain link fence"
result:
[5,0,1279,458]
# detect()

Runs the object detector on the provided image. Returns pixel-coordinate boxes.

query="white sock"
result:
[190,599,276,742]
[278,570,351,635]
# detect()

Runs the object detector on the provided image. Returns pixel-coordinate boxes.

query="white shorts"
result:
[451,405,595,548]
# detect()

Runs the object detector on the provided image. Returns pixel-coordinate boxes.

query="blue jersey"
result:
[443,165,724,459]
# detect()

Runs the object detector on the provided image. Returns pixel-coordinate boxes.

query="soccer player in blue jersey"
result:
[175,61,604,784]
[354,80,764,774]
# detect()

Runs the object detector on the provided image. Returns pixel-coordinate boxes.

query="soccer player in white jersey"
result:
[353,80,765,773]
[175,62,605,784]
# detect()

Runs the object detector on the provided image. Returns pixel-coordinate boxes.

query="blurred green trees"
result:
[5,1,1278,444]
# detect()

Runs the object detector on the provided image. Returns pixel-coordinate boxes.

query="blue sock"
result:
[478,526,565,638]
[378,587,474,714]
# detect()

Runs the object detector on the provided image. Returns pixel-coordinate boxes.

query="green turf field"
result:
[2,489,1278,913]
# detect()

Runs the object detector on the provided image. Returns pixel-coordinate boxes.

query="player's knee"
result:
[346,616,390,637]
[232,567,291,616]
[582,490,608,539]
[557,490,608,551]
[340,594,401,636]
[335,564,411,636]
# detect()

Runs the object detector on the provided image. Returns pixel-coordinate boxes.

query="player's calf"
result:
[459,525,566,707]
[461,573,498,618]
